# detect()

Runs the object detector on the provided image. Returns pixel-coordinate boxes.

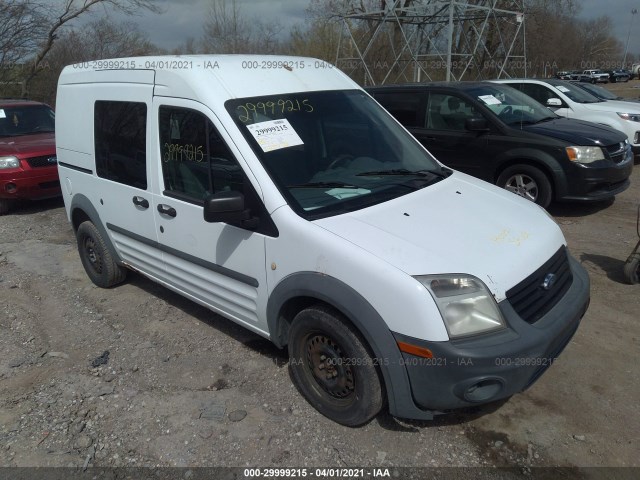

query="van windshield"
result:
[0,105,55,137]
[226,90,445,219]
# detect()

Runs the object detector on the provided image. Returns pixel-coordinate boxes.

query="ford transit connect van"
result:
[56,56,590,426]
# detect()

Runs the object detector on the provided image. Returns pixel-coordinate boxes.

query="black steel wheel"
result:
[497,164,553,208]
[288,305,384,426]
[76,221,126,288]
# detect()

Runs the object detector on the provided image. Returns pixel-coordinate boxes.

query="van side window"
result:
[516,84,560,106]
[426,93,481,131]
[94,101,148,189]
[159,106,243,201]
[372,92,422,128]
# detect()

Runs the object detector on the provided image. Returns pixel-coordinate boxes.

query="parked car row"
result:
[555,69,631,83]
[369,79,635,207]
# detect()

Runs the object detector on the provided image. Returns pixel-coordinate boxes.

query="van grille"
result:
[26,155,57,168]
[604,142,626,164]
[506,246,573,324]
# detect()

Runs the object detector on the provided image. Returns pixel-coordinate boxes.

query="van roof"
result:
[58,55,357,102]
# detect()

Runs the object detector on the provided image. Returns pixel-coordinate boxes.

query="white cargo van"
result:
[56,56,590,426]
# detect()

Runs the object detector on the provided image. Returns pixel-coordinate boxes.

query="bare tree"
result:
[0,0,160,97]
[202,0,283,54]
[30,18,157,104]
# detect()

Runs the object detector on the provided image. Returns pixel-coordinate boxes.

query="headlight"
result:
[416,275,506,339]
[617,112,640,122]
[565,146,605,164]
[0,156,20,169]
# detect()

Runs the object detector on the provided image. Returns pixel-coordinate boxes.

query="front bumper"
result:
[392,255,590,411]
[557,152,633,202]
[0,167,61,201]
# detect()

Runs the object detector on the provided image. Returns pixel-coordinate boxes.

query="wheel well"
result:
[71,208,92,233]
[495,160,556,190]
[275,296,331,347]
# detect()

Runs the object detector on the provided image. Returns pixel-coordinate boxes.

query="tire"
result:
[76,221,126,288]
[0,199,10,215]
[496,164,553,208]
[623,254,640,285]
[288,305,384,426]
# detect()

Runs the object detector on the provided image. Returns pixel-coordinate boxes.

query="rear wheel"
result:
[496,164,553,208]
[76,221,126,288]
[288,305,384,426]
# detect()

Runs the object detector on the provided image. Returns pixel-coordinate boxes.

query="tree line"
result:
[0,0,633,105]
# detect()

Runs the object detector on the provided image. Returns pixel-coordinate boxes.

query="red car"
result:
[0,99,59,214]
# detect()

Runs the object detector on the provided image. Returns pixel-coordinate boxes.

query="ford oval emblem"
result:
[542,273,557,290]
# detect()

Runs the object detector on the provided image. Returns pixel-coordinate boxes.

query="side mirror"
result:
[546,98,562,107]
[465,118,490,132]
[203,190,245,223]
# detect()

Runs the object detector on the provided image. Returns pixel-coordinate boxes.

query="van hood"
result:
[0,133,56,156]
[314,173,566,301]
[521,117,626,145]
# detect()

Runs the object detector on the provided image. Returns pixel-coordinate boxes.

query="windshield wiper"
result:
[287,181,361,189]
[356,168,443,177]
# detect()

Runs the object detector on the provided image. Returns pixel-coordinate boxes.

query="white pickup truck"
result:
[579,69,609,83]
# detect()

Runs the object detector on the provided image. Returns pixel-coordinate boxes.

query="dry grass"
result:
[603,80,640,100]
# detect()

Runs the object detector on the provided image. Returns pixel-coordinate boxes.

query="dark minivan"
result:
[368,82,633,207]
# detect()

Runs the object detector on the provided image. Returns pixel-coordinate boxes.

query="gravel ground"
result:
[0,109,638,478]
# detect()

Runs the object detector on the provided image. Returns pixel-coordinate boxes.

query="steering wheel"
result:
[328,154,354,170]
[499,105,513,118]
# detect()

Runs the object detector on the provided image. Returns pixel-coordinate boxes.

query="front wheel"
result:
[76,221,127,288]
[496,164,553,208]
[288,305,384,426]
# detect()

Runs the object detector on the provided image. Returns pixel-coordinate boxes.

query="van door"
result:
[419,92,492,180]
[149,99,272,335]
[92,88,163,277]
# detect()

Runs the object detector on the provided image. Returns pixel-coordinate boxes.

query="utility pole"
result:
[623,8,638,68]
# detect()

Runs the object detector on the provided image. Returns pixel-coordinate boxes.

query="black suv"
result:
[368,82,633,207]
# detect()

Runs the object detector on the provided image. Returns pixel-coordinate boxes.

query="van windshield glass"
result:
[0,105,55,137]
[225,90,445,219]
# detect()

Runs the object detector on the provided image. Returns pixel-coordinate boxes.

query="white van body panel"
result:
[265,206,451,341]
[315,172,565,301]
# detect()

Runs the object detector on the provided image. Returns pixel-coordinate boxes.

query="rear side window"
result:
[373,91,422,128]
[426,93,482,130]
[94,101,147,189]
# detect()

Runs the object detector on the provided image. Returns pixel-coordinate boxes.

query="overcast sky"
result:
[86,0,640,60]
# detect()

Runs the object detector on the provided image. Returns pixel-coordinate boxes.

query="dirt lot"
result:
[0,85,639,477]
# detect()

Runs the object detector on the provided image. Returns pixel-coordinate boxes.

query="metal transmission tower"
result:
[334,0,527,85]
